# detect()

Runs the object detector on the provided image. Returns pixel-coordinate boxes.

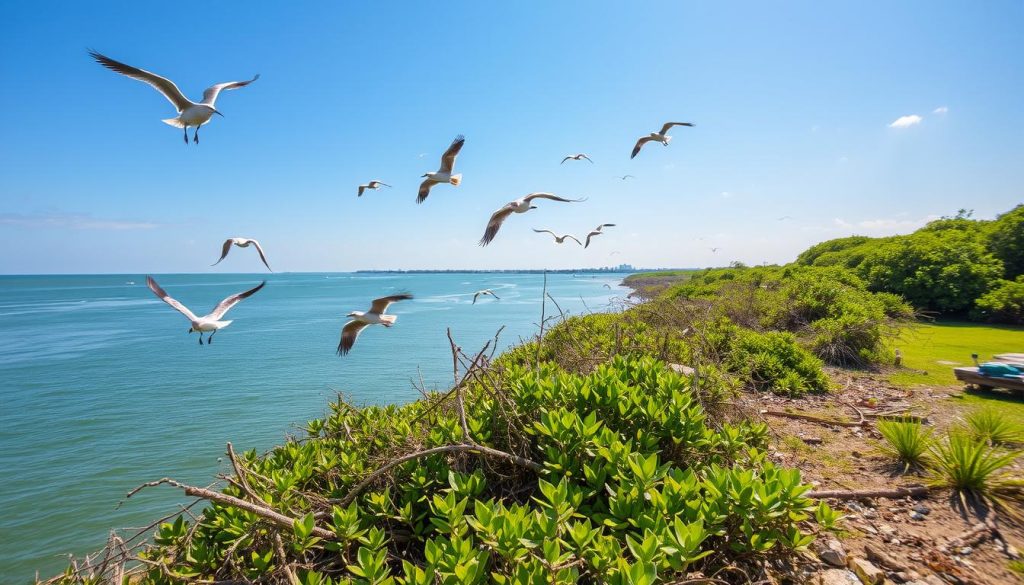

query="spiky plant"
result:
[875,417,933,471]
[926,433,1024,512]
[965,407,1024,446]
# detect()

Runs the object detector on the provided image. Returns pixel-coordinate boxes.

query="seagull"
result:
[417,135,465,203]
[472,289,500,304]
[561,153,594,164]
[777,215,793,221]
[630,122,694,159]
[532,229,582,245]
[616,175,635,181]
[89,51,258,144]
[337,294,413,355]
[478,193,586,246]
[212,238,272,272]
[710,247,719,253]
[584,224,616,248]
[609,251,621,256]
[146,276,265,345]
[603,284,612,289]
[358,180,391,197]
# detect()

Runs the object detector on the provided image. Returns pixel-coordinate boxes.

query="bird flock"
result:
[89,50,694,355]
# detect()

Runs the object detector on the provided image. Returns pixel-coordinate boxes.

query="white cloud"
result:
[933,106,949,114]
[719,191,734,199]
[0,212,160,230]
[832,214,940,234]
[888,114,922,128]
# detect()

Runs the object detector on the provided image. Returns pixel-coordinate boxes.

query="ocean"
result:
[0,272,629,582]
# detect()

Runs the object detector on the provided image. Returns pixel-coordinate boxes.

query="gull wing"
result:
[522,192,586,203]
[472,292,480,304]
[90,51,192,112]
[337,321,369,356]
[208,281,266,320]
[146,276,199,322]
[417,178,439,204]
[631,136,655,159]
[358,185,367,197]
[560,156,572,165]
[565,235,583,246]
[439,135,465,173]
[479,205,516,247]
[369,293,414,315]
[581,154,594,163]
[532,228,557,238]
[585,231,603,248]
[250,240,273,272]
[211,238,234,266]
[659,122,695,134]
[201,74,260,106]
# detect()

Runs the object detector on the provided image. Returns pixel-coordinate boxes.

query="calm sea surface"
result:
[0,272,628,582]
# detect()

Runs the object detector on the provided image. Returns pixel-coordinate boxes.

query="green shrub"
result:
[988,204,1024,279]
[69,358,824,584]
[727,329,829,396]
[875,418,933,471]
[971,276,1024,325]
[964,407,1024,446]
[926,433,1024,509]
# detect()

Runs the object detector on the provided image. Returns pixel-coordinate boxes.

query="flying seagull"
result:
[89,51,258,144]
[777,215,793,221]
[532,229,582,245]
[616,175,635,181]
[479,193,586,246]
[212,238,272,272]
[337,294,413,355]
[709,247,719,253]
[358,180,391,197]
[472,290,500,304]
[630,122,694,159]
[584,224,616,248]
[417,135,465,203]
[561,153,594,164]
[146,276,265,345]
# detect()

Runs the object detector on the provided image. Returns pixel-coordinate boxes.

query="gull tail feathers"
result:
[382,315,398,325]
[162,118,186,128]
[663,135,673,144]
[449,174,463,186]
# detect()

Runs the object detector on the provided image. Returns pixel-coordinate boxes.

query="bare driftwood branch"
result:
[127,478,335,540]
[761,409,866,428]
[806,485,929,500]
[334,443,542,508]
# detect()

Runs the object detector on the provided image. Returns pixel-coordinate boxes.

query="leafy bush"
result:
[726,329,829,396]
[964,407,1024,446]
[875,418,933,471]
[70,358,824,584]
[988,204,1024,279]
[972,276,1024,325]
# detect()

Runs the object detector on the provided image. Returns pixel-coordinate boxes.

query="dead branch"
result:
[334,443,542,508]
[127,478,335,540]
[536,270,548,367]
[806,485,929,500]
[761,409,866,428]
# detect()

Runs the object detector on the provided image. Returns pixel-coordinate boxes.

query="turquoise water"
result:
[0,272,628,582]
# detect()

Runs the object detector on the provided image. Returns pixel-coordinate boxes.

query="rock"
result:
[879,524,896,536]
[863,508,877,519]
[847,557,885,585]
[910,511,926,521]
[819,568,858,585]
[913,504,930,515]
[817,538,847,567]
[958,546,972,555]
[668,363,695,376]
[892,572,910,583]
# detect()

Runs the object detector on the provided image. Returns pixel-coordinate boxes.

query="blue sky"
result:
[1,1,1021,273]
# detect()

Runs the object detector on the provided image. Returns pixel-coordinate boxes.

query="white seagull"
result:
[532,229,582,245]
[358,180,392,197]
[212,238,272,272]
[631,122,694,159]
[561,153,594,164]
[479,193,586,246]
[146,276,265,345]
[338,294,414,355]
[616,175,635,181]
[417,135,465,203]
[472,289,501,304]
[89,51,258,144]
[584,224,616,248]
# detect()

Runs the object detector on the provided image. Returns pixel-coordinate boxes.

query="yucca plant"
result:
[965,407,1024,446]
[926,433,1024,511]
[875,417,933,471]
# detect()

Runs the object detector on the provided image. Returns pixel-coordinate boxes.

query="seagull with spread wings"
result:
[417,135,465,203]
[478,193,586,246]
[584,224,616,248]
[337,294,414,355]
[211,238,272,272]
[561,153,593,164]
[532,229,582,245]
[146,276,265,345]
[89,50,258,144]
[616,175,635,181]
[472,290,500,304]
[630,122,694,159]
[358,180,391,197]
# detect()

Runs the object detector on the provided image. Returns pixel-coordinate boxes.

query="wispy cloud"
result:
[0,212,161,230]
[933,106,949,114]
[832,214,940,234]
[719,191,734,199]
[888,114,922,128]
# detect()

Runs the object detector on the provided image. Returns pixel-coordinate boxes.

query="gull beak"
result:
[530,206,538,210]
[213,109,224,117]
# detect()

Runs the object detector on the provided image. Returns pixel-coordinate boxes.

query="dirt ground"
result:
[747,368,1024,584]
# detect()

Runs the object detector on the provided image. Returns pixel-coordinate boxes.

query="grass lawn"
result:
[888,319,1024,420]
